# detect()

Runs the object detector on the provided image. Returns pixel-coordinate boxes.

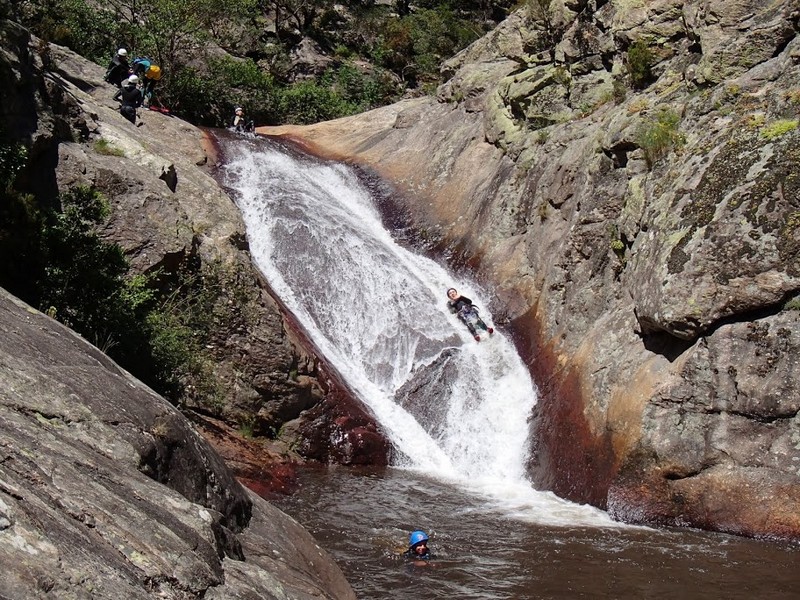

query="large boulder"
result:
[0,288,356,599]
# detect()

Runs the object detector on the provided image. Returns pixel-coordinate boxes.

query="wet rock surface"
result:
[262,2,800,540]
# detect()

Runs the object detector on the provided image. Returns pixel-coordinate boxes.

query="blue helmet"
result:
[409,530,428,546]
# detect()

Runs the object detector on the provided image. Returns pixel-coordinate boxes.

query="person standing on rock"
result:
[113,75,143,124]
[104,48,130,87]
[130,57,162,107]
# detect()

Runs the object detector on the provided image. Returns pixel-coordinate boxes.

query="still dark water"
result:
[273,466,800,600]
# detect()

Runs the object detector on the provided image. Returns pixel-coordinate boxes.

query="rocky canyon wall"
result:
[0,287,357,598]
[263,1,800,541]
[0,18,389,482]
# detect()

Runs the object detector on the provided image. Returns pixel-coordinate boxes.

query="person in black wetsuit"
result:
[447,287,494,341]
[104,48,130,88]
[403,530,434,566]
[113,75,143,124]
[232,106,255,133]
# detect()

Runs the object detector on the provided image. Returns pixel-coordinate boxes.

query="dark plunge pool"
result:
[273,466,800,600]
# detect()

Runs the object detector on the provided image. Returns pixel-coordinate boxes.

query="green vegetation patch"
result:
[0,138,245,411]
[627,39,654,90]
[93,138,124,156]
[21,0,512,127]
[785,296,800,311]
[635,107,685,168]
[761,119,798,141]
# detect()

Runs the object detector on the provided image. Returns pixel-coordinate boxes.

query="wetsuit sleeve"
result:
[113,88,121,102]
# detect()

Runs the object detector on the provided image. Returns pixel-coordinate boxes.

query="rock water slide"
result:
[218,132,619,527]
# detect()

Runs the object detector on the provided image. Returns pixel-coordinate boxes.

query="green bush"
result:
[209,57,278,117]
[164,66,227,125]
[320,61,399,112]
[139,258,253,409]
[0,139,27,189]
[636,108,685,168]
[19,0,130,63]
[277,80,355,124]
[627,39,654,90]
[0,140,44,302]
[145,307,198,397]
[38,187,130,338]
[372,6,481,86]
[161,57,282,126]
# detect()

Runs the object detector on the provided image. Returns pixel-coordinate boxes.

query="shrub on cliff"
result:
[635,108,685,168]
[0,157,223,408]
[371,6,481,87]
[276,80,355,124]
[627,39,655,90]
[15,0,129,63]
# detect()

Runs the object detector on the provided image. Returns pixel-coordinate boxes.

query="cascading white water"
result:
[220,134,618,527]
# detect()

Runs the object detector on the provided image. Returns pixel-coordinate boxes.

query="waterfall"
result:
[219,133,617,527]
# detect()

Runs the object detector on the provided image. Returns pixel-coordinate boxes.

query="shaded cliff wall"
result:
[262,1,800,540]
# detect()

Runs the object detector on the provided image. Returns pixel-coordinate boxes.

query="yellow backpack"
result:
[146,65,162,80]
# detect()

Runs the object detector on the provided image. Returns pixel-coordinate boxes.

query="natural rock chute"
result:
[261,2,800,540]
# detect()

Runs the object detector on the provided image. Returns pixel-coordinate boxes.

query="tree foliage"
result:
[18,0,514,125]
[371,6,483,86]
[15,0,130,63]
[0,150,225,407]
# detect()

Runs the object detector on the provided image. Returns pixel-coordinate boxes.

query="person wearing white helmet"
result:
[104,47,130,87]
[113,74,143,124]
[130,57,163,107]
[232,106,255,133]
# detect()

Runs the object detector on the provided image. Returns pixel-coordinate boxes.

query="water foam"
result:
[220,134,618,527]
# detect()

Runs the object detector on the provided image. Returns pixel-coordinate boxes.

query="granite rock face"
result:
[0,20,389,471]
[262,1,800,540]
[0,288,356,600]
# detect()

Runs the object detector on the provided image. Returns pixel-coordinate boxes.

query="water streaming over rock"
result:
[218,133,615,527]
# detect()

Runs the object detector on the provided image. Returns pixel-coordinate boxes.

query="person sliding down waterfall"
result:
[447,287,494,342]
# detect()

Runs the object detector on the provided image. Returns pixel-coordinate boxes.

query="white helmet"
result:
[127,74,139,85]
[117,48,128,57]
